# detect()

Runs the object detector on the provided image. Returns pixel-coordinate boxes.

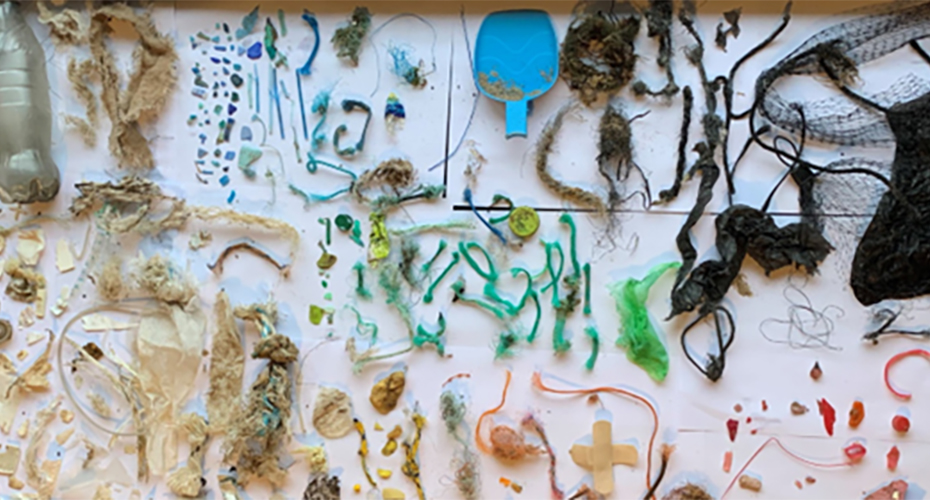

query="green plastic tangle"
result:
[608,261,681,382]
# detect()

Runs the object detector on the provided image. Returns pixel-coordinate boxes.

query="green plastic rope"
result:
[424,251,460,304]
[353,261,372,300]
[559,213,581,279]
[526,290,542,344]
[541,241,564,308]
[421,240,448,277]
[584,325,600,371]
[414,313,446,355]
[451,278,508,320]
[459,241,498,282]
[347,305,379,345]
[488,194,514,225]
[583,263,592,316]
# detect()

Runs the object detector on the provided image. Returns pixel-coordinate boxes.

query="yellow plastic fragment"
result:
[374,422,383,431]
[377,468,392,479]
[55,427,75,445]
[0,444,20,475]
[368,212,390,261]
[9,476,23,490]
[60,409,74,424]
[16,420,28,438]
[353,484,361,493]
[382,487,405,500]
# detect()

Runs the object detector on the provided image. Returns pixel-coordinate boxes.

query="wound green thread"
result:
[353,261,372,300]
[451,278,507,320]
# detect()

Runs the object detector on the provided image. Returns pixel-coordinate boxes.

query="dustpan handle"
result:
[505,100,528,138]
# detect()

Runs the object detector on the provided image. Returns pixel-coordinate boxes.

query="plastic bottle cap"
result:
[509,206,540,238]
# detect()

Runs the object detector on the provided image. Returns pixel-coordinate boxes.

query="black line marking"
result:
[451,204,876,218]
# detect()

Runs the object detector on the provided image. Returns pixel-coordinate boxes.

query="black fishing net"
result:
[753,1,930,307]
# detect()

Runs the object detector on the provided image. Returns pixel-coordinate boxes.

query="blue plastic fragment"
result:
[222,57,231,64]
[222,67,230,76]
[227,190,236,203]
[195,160,205,165]
[220,175,230,186]
[197,148,208,158]
[237,45,246,56]
[236,6,260,40]
[210,57,221,64]
[198,133,207,144]
[228,104,238,115]
[215,45,227,52]
[192,88,207,99]
[224,151,236,161]
[241,126,253,142]
[247,42,262,60]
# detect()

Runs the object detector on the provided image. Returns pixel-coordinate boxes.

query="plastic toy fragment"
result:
[849,401,865,428]
[887,446,900,471]
[817,398,836,436]
[236,6,260,40]
[385,93,406,133]
[892,414,910,433]
[569,419,638,495]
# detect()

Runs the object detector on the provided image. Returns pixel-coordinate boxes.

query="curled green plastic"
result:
[608,261,681,382]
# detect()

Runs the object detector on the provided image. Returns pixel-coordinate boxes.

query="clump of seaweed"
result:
[634,0,679,97]
[332,7,372,66]
[560,2,640,105]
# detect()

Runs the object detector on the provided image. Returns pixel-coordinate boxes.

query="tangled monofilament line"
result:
[759,283,844,350]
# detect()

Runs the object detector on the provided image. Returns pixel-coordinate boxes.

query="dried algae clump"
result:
[313,387,354,439]
[24,398,62,500]
[4,258,46,303]
[370,371,405,415]
[167,413,209,498]
[560,4,640,104]
[207,291,244,433]
[224,330,298,487]
[332,7,372,66]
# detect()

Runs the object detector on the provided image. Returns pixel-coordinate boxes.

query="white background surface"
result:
[4,1,930,499]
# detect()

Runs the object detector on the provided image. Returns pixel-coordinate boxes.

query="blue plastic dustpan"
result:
[474,10,559,138]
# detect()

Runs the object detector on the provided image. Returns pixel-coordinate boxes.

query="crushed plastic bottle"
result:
[0,1,61,203]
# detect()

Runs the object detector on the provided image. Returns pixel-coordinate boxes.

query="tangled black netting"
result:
[752,1,930,307]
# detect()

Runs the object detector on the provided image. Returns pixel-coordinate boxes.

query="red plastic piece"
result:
[818,398,836,436]
[887,446,900,471]
[892,414,910,433]
[884,349,930,400]
[726,418,739,442]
